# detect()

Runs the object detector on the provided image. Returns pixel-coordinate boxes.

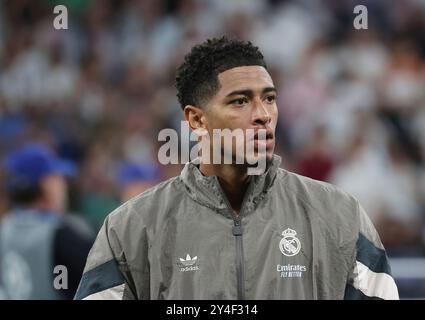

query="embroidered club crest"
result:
[279,228,301,257]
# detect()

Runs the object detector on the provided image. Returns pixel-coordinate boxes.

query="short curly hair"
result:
[175,36,267,109]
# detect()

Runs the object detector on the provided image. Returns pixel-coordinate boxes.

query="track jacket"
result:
[75,155,399,300]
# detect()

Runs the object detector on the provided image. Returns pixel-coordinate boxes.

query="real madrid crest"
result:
[279,228,301,257]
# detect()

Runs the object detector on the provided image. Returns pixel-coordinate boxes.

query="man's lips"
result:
[253,129,274,149]
[253,138,274,149]
[253,129,274,140]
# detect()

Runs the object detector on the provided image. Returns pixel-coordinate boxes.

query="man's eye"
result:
[265,95,276,104]
[230,98,248,106]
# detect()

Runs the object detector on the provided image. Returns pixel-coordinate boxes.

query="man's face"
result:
[41,174,68,214]
[203,66,278,165]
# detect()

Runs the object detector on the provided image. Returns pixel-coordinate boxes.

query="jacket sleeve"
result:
[344,202,399,300]
[74,214,137,300]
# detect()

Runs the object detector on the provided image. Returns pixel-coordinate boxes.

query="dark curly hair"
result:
[175,36,267,109]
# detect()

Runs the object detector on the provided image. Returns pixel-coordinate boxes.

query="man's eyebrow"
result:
[263,87,277,94]
[225,89,253,98]
[225,87,276,98]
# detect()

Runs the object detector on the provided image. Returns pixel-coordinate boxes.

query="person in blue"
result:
[0,143,93,299]
[116,162,161,202]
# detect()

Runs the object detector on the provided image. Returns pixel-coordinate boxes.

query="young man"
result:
[0,143,94,299]
[75,37,399,300]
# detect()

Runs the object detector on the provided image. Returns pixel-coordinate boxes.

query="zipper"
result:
[232,215,245,300]
[214,176,256,300]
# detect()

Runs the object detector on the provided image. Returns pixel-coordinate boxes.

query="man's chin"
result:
[211,147,273,167]
[250,148,274,161]
[244,150,273,175]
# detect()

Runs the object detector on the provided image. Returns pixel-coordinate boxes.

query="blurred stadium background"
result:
[0,0,424,298]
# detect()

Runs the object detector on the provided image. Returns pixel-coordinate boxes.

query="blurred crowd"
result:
[0,0,425,257]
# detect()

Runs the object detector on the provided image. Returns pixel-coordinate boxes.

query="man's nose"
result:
[253,100,271,125]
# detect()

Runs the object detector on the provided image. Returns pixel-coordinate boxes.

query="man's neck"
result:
[199,163,251,215]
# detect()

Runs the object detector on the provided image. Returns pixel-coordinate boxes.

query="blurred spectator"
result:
[0,143,94,299]
[117,162,162,202]
[296,125,334,182]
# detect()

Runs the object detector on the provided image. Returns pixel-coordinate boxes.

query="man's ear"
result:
[184,105,207,132]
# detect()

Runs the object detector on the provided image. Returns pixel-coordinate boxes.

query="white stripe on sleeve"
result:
[353,260,399,300]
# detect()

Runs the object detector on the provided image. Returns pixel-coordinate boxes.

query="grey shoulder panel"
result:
[276,170,360,248]
[356,202,384,250]
[106,175,185,243]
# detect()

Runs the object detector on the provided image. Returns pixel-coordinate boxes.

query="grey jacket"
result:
[0,210,62,300]
[75,155,399,300]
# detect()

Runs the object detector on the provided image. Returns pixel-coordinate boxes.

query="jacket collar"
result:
[180,154,282,219]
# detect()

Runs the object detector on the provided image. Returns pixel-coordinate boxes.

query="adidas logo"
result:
[179,254,197,267]
[178,254,199,272]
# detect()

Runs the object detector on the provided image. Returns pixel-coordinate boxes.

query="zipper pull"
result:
[232,218,243,236]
